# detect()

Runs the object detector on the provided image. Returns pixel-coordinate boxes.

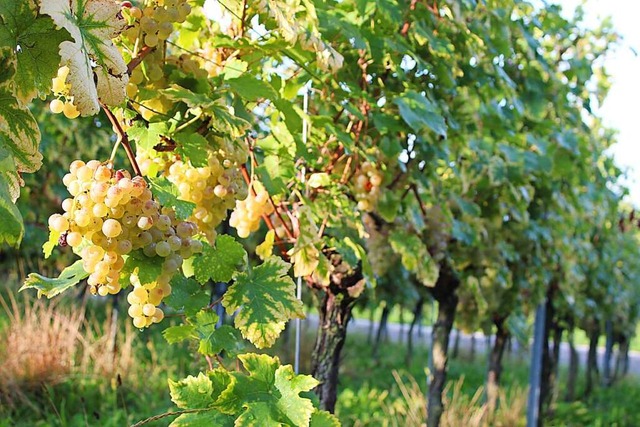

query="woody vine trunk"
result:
[310,253,363,413]
[426,263,460,427]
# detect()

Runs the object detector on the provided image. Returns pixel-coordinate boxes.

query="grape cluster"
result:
[229,181,274,238]
[137,141,248,243]
[124,0,191,48]
[47,160,202,326]
[362,213,396,277]
[353,162,383,212]
[49,66,80,119]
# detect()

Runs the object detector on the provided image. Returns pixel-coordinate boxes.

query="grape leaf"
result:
[227,75,279,101]
[389,230,439,287]
[42,228,61,258]
[0,0,72,103]
[216,354,318,426]
[40,0,129,116]
[170,411,234,427]
[222,257,304,348]
[165,275,210,315]
[310,410,341,427]
[0,148,23,246]
[169,372,216,409]
[287,206,322,277]
[149,177,196,221]
[163,324,196,344]
[20,260,88,298]
[0,176,23,246]
[193,235,247,284]
[193,311,245,356]
[128,122,169,153]
[394,90,447,138]
[0,52,42,200]
[174,132,210,168]
[121,250,162,287]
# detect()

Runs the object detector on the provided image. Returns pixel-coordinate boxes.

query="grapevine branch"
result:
[246,150,295,240]
[127,45,155,74]
[240,164,291,257]
[101,103,142,176]
[130,408,209,427]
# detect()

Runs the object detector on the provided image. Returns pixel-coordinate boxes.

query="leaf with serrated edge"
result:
[193,235,247,284]
[149,177,196,221]
[163,324,196,344]
[170,411,234,427]
[216,354,317,426]
[0,0,72,103]
[169,373,215,410]
[0,54,42,192]
[0,177,23,246]
[223,257,304,348]
[20,260,88,298]
[40,0,128,116]
[310,410,341,427]
[165,276,209,315]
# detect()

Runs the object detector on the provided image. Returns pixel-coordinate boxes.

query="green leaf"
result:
[223,257,304,348]
[174,132,210,167]
[216,354,318,426]
[222,58,248,80]
[40,0,129,115]
[0,53,43,190]
[194,310,245,356]
[0,176,23,246]
[394,90,447,137]
[128,122,169,153]
[149,177,196,221]
[389,230,439,287]
[171,411,234,427]
[121,250,162,287]
[169,373,216,410]
[20,260,88,298]
[287,206,322,278]
[228,75,278,101]
[193,235,247,284]
[310,410,341,427]
[165,275,210,315]
[163,324,197,344]
[0,0,72,103]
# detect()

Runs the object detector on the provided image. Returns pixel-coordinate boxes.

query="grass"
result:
[352,303,640,352]
[1,287,639,427]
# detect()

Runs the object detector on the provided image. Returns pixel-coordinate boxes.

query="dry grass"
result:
[0,294,134,406]
[377,370,527,427]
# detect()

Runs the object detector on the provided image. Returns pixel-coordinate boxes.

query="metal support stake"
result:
[527,302,547,427]
[294,81,311,374]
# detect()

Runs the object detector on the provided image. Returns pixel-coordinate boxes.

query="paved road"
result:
[303,315,640,376]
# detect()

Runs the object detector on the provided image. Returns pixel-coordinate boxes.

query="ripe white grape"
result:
[229,181,274,238]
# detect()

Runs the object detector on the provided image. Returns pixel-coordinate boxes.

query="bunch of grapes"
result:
[362,213,397,278]
[137,141,248,243]
[47,160,202,326]
[229,181,274,238]
[49,66,80,119]
[124,0,191,48]
[353,162,383,212]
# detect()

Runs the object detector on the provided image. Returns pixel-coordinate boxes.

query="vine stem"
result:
[130,408,208,427]
[127,45,155,74]
[240,164,290,258]
[101,103,142,176]
[247,150,295,240]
